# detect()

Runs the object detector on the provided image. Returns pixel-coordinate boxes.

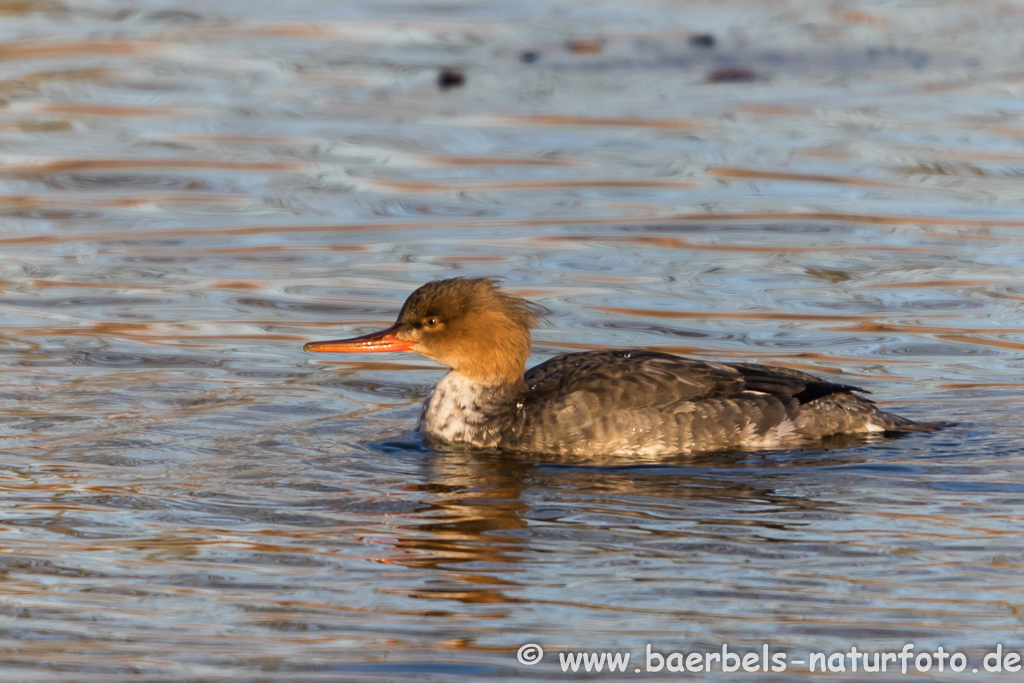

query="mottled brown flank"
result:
[397,277,545,383]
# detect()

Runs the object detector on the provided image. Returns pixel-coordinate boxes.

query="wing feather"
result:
[524,350,861,409]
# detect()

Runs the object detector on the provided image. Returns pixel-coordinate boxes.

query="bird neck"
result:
[450,312,530,389]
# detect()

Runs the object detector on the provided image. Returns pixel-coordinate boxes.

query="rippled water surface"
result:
[3,0,1024,679]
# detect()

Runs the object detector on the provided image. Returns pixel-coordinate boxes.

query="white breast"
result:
[420,372,503,447]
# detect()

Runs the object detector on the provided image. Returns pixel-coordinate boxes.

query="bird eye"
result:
[424,316,440,328]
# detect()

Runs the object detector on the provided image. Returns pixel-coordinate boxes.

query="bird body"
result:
[305,278,931,456]
[419,350,923,455]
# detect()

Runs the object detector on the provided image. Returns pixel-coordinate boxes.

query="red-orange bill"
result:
[303,324,413,353]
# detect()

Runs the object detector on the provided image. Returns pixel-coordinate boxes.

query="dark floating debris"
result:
[707,66,763,83]
[689,33,716,48]
[519,50,540,63]
[438,67,466,89]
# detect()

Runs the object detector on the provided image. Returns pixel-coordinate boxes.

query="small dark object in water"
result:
[438,68,465,89]
[689,33,716,48]
[519,50,540,63]
[708,66,762,83]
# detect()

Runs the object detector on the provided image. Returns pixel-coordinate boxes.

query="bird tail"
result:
[880,414,945,434]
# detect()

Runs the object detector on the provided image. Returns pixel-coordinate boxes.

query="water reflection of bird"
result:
[304,277,934,456]
[379,447,850,604]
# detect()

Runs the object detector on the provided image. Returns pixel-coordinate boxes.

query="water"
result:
[1,0,1024,679]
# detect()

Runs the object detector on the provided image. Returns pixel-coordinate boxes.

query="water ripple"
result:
[0,0,1022,680]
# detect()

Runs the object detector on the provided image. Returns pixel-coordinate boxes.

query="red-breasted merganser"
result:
[304,277,932,456]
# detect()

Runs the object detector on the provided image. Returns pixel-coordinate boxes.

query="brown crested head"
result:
[392,277,544,383]
[304,277,545,384]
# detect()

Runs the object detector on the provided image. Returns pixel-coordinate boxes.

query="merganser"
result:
[304,277,932,456]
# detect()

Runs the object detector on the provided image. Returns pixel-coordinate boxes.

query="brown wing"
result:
[511,350,866,454]
[524,350,861,407]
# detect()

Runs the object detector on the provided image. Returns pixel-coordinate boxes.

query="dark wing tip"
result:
[793,381,867,404]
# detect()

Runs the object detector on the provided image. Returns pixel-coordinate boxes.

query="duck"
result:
[304,277,933,456]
